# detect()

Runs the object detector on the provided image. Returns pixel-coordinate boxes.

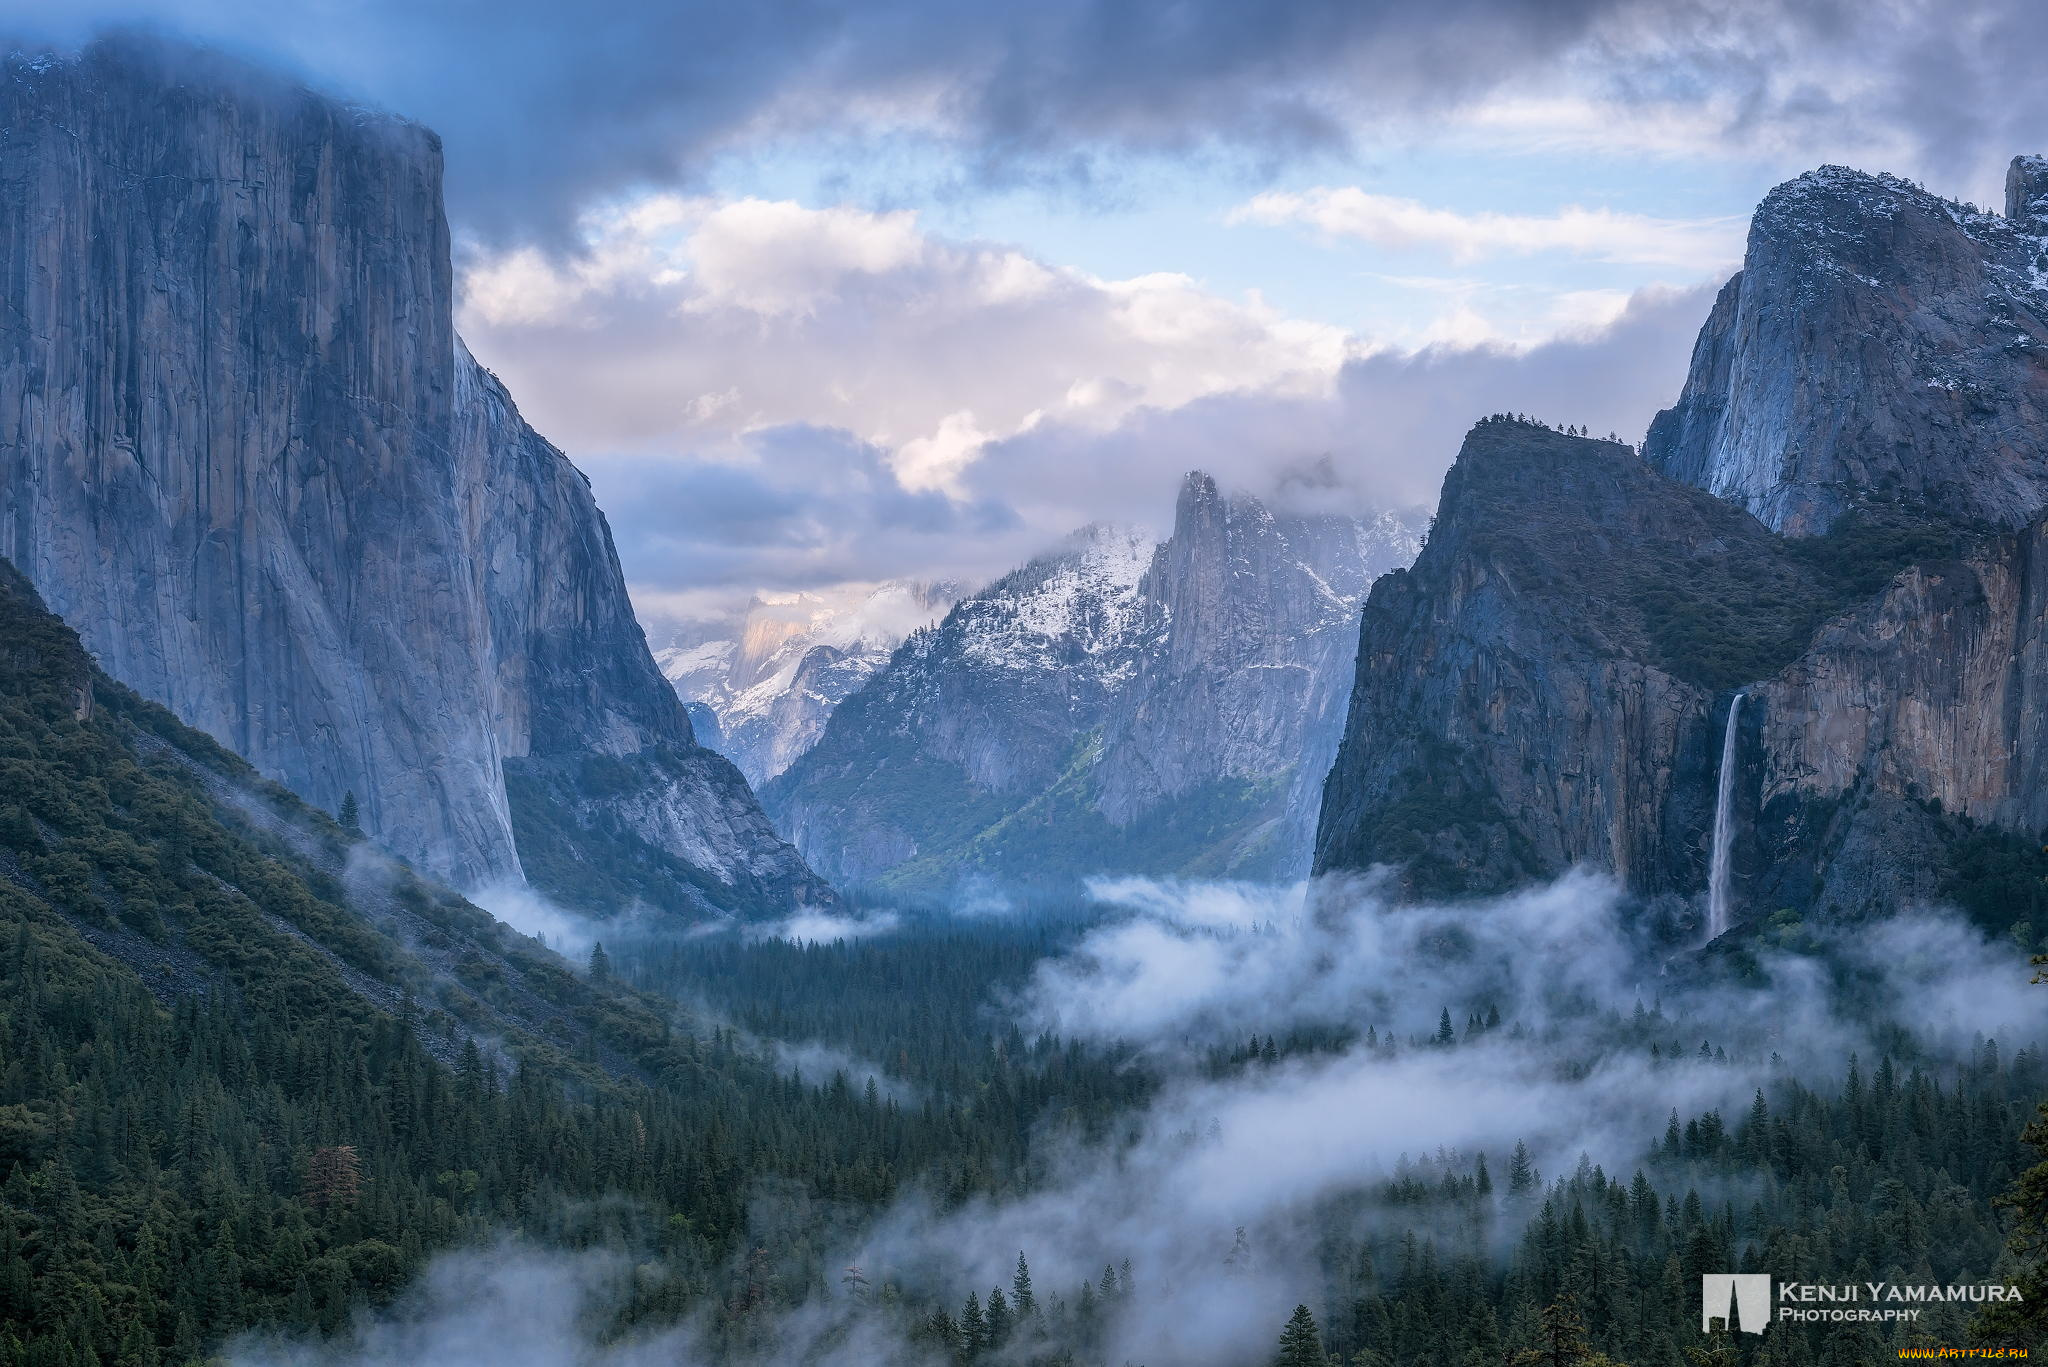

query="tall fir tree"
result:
[1275,1303,1325,1367]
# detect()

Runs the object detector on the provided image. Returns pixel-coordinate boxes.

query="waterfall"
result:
[1706,692,1744,938]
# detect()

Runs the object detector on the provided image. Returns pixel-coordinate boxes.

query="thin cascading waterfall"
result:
[1705,691,1745,938]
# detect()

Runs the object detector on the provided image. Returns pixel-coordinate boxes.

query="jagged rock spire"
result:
[2008,154,2048,223]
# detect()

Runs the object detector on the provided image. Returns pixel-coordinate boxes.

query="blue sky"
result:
[6,0,2043,626]
[703,133,1766,343]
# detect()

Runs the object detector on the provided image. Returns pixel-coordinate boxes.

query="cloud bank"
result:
[236,872,2044,1367]
[9,1,2044,237]
[457,191,1716,618]
[1233,189,1745,268]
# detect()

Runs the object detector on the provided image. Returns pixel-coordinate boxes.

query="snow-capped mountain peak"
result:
[657,579,958,785]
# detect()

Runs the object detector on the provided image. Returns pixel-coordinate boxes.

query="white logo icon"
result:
[1702,1274,1771,1333]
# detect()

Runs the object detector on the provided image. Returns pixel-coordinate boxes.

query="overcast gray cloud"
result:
[452,181,1715,617]
[3,1,2044,238]
[585,425,1023,606]
[960,279,1716,548]
[8,3,2034,626]
[567,281,1711,621]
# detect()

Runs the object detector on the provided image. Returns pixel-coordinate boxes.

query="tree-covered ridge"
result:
[690,1042,2046,1367]
[1433,417,1979,696]
[0,556,685,1081]
[1,552,2044,1367]
[0,560,1147,1365]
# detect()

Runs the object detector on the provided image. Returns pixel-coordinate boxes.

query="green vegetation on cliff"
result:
[0,560,1150,1365]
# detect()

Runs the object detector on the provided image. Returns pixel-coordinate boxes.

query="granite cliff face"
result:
[768,474,1421,891]
[1318,157,2048,935]
[1314,416,2048,927]
[1645,162,2048,536]
[1094,477,1395,867]
[1735,525,2048,917]
[0,39,826,917]
[1316,421,1780,902]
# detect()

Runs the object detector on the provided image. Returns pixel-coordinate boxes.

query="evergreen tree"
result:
[1511,1292,1591,1367]
[1226,1226,1253,1275]
[985,1286,1012,1347]
[303,1144,362,1209]
[1275,1303,1325,1367]
[1508,1140,1537,1200]
[959,1291,987,1360]
[1011,1252,1036,1317]
[1983,957,2048,1341]
[337,790,361,836]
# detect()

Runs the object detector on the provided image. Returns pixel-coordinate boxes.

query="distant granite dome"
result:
[0,37,829,917]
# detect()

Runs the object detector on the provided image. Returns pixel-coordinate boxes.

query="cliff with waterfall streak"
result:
[1315,420,1776,919]
[1317,156,2048,936]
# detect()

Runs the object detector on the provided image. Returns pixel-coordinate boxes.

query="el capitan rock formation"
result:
[0,38,828,917]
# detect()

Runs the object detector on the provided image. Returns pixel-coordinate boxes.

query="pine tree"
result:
[303,1144,362,1210]
[1507,1140,1536,1199]
[1275,1303,1325,1367]
[588,942,612,984]
[1985,964,2048,1341]
[1225,1226,1253,1275]
[1511,1292,1592,1367]
[985,1286,1011,1346]
[959,1290,987,1359]
[1011,1252,1036,1317]
[337,791,361,836]
[921,1308,961,1360]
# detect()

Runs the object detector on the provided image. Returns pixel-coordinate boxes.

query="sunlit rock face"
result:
[0,38,827,916]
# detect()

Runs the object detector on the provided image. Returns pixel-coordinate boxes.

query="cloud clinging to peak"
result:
[456,191,1716,620]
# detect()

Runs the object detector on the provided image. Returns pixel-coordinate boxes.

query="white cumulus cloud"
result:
[1232,187,1747,268]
